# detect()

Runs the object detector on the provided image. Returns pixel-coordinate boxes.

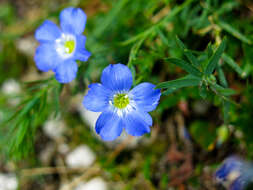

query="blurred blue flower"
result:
[215,156,253,190]
[83,64,161,141]
[34,7,91,83]
[183,127,191,141]
[230,176,246,190]
[215,156,242,182]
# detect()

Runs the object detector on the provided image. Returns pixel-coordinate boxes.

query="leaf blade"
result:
[205,39,226,75]
[166,58,202,77]
[217,20,252,45]
[222,54,245,78]
[211,83,236,96]
[175,36,200,67]
[156,75,201,89]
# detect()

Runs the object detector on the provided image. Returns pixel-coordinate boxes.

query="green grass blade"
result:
[211,83,236,96]
[217,65,228,87]
[175,36,200,67]
[205,38,226,75]
[223,100,230,125]
[217,20,252,45]
[156,28,170,47]
[162,88,179,95]
[94,0,130,37]
[166,58,202,77]
[222,54,245,78]
[156,75,201,89]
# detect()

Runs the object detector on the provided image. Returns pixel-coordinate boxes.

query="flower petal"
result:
[129,82,161,112]
[230,177,245,190]
[35,20,61,43]
[34,43,60,72]
[140,111,153,126]
[95,110,123,141]
[101,64,133,92]
[83,83,112,112]
[215,157,242,180]
[73,35,91,61]
[123,110,151,136]
[55,60,78,83]
[60,7,87,35]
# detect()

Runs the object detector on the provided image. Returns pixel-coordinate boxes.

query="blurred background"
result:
[1,0,253,189]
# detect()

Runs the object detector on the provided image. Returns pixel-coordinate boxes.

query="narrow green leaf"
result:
[175,36,187,49]
[15,97,40,122]
[15,120,29,148]
[175,36,200,67]
[162,88,179,95]
[130,65,136,85]
[215,1,240,16]
[157,28,170,47]
[217,20,252,45]
[156,75,201,89]
[127,38,145,67]
[199,85,208,99]
[222,54,245,78]
[205,39,226,75]
[94,0,130,37]
[212,84,236,96]
[223,100,230,124]
[207,43,213,58]
[165,58,202,77]
[217,65,228,87]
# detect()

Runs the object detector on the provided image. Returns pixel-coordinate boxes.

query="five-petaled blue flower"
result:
[83,64,161,141]
[34,7,91,83]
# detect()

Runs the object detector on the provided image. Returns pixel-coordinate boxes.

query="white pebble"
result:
[66,145,95,168]
[58,143,70,154]
[1,79,21,105]
[75,177,107,190]
[1,79,21,95]
[16,36,37,57]
[0,173,18,190]
[43,119,66,140]
[39,143,55,165]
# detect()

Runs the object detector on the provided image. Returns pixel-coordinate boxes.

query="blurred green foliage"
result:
[0,0,253,189]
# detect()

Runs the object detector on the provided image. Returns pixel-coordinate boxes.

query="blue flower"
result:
[34,7,91,83]
[215,157,243,182]
[215,156,253,190]
[83,64,161,141]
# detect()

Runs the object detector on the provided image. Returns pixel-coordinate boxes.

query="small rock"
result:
[66,145,95,168]
[39,143,55,165]
[43,119,66,140]
[16,36,37,57]
[2,79,21,95]
[58,143,70,154]
[0,173,18,190]
[75,177,107,190]
[1,79,21,105]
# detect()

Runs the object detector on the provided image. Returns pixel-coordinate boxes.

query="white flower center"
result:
[55,34,76,59]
